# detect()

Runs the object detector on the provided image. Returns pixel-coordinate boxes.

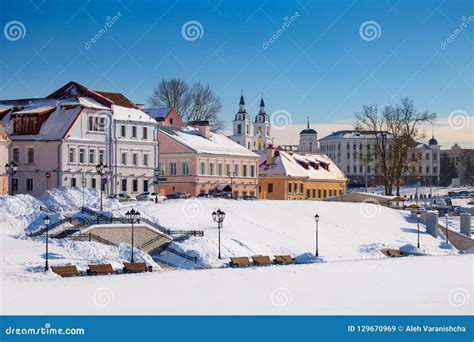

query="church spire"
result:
[238,90,246,113]
[307,116,310,129]
[259,93,265,113]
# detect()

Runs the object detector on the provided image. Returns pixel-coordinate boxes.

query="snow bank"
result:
[39,187,120,212]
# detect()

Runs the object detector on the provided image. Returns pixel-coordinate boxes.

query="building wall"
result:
[259,176,346,200]
[0,130,9,195]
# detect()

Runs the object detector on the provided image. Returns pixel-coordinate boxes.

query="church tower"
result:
[298,117,318,152]
[231,91,253,150]
[253,96,272,151]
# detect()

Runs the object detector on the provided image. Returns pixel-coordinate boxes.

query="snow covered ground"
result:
[0,187,471,315]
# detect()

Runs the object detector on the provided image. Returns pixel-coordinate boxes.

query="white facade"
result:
[319,130,441,185]
[298,118,318,152]
[1,82,159,197]
[231,94,273,152]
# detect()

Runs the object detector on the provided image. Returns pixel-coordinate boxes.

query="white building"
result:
[231,93,273,151]
[319,130,441,186]
[298,118,318,152]
[0,81,159,197]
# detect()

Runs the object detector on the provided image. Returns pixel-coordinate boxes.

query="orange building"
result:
[259,146,347,200]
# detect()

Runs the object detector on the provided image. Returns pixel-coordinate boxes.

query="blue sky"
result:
[1,0,472,138]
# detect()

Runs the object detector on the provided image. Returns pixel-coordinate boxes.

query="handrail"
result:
[26,217,71,237]
[138,235,166,249]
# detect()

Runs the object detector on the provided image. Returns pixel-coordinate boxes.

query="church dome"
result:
[300,118,317,135]
[429,136,438,145]
[234,93,250,121]
[255,97,269,123]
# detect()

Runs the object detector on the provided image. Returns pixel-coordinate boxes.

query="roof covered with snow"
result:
[259,150,347,181]
[320,130,391,141]
[143,107,172,119]
[160,126,259,157]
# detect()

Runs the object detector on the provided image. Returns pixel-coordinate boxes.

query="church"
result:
[230,92,273,151]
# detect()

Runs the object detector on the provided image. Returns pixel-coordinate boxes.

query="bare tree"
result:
[148,79,224,131]
[356,98,436,195]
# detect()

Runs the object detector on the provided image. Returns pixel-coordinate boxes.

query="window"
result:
[88,115,106,132]
[12,148,20,164]
[89,149,95,164]
[26,178,33,191]
[426,166,430,173]
[250,165,255,177]
[132,126,137,138]
[69,147,75,163]
[307,189,311,198]
[346,165,350,173]
[353,165,357,173]
[300,184,303,193]
[143,179,149,191]
[91,178,97,189]
[143,154,149,166]
[234,164,239,177]
[142,127,148,139]
[217,163,223,176]
[226,163,231,176]
[99,149,105,163]
[323,190,327,198]
[79,148,85,164]
[159,161,165,175]
[132,153,138,166]
[27,147,34,164]
[242,165,247,177]
[121,125,126,137]
[312,189,316,198]
[121,179,127,192]
[169,118,174,125]
[209,162,215,176]
[182,161,190,176]
[169,162,177,176]
[426,153,430,160]
[359,165,363,173]
[132,179,138,192]
[121,152,127,165]
[318,189,322,198]
[237,124,242,135]
[12,178,18,192]
[288,183,292,193]
[200,162,206,175]
[71,177,77,187]
[268,183,273,193]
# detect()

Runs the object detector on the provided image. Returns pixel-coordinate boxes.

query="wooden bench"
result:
[229,257,250,268]
[380,248,406,258]
[87,263,116,276]
[51,265,81,277]
[252,255,272,266]
[123,262,152,273]
[273,255,295,265]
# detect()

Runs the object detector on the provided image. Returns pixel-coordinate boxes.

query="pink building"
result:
[156,119,260,197]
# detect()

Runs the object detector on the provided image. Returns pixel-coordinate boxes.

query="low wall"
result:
[438,225,474,251]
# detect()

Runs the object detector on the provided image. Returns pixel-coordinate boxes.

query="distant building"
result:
[0,81,159,197]
[143,107,183,128]
[279,118,319,153]
[319,130,441,186]
[230,92,273,151]
[442,143,474,185]
[157,120,260,197]
[258,145,347,200]
[0,122,10,195]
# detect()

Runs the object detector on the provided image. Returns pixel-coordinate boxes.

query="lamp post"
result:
[416,211,421,248]
[4,161,18,195]
[227,172,235,197]
[212,209,226,259]
[314,214,319,257]
[95,162,108,211]
[125,209,140,263]
[44,215,51,271]
[445,212,449,245]
[154,167,160,203]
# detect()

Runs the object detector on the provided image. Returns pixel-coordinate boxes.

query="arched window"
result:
[246,124,249,134]
[237,124,242,135]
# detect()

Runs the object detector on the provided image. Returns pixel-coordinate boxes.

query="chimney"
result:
[136,103,145,110]
[266,144,274,165]
[190,120,210,139]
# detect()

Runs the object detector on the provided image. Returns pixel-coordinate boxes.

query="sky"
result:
[1,0,473,147]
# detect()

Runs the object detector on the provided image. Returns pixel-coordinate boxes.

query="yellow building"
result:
[259,146,347,200]
[0,122,10,195]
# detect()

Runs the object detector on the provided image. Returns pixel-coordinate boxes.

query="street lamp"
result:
[95,162,108,211]
[125,209,141,263]
[314,214,320,257]
[212,209,226,259]
[154,167,160,203]
[416,211,421,248]
[4,161,18,195]
[43,215,51,271]
[445,212,449,245]
[227,172,235,197]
